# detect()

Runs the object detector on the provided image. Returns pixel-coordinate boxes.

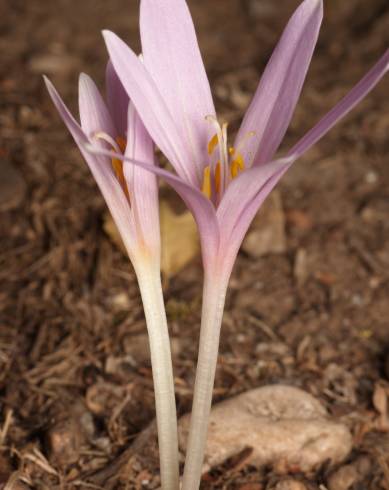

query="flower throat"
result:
[201,116,254,202]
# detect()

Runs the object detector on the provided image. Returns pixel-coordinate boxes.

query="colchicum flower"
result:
[87,0,388,488]
[44,64,180,490]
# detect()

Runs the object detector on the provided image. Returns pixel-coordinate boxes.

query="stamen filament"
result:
[204,118,255,199]
[94,131,122,153]
[221,123,229,191]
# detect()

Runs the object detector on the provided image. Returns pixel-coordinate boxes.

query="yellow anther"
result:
[116,136,127,153]
[207,133,219,155]
[228,147,235,155]
[112,158,129,199]
[112,158,124,181]
[112,136,129,199]
[230,153,245,179]
[215,162,221,194]
[94,132,129,199]
[202,166,212,199]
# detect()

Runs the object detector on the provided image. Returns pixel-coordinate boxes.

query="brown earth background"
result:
[1,0,389,488]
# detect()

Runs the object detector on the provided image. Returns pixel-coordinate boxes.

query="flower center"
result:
[94,132,129,200]
[201,116,254,201]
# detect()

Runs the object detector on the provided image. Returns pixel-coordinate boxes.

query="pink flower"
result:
[101,0,388,278]
[45,64,160,262]
[45,64,180,489]
[87,0,388,488]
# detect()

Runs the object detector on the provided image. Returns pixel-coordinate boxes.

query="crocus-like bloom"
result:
[44,65,179,490]
[88,0,388,488]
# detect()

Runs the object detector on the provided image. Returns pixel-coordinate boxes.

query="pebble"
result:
[47,401,94,466]
[327,456,372,490]
[179,385,352,474]
[273,480,307,490]
[123,334,151,366]
[327,464,359,490]
[28,53,78,75]
[238,484,263,490]
[47,419,81,466]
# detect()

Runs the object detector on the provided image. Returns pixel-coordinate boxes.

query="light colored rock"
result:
[123,334,151,365]
[327,464,359,490]
[242,191,286,258]
[327,456,372,490]
[28,53,79,75]
[179,385,352,474]
[273,480,307,490]
[123,333,181,366]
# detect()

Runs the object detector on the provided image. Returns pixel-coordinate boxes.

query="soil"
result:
[0,0,389,488]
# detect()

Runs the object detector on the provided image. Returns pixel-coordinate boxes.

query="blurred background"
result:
[0,0,388,488]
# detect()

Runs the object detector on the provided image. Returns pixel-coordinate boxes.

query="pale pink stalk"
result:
[87,0,388,488]
[44,65,179,490]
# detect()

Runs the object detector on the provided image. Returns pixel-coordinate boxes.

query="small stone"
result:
[286,209,313,231]
[105,355,136,375]
[327,464,359,490]
[238,484,263,490]
[47,419,81,466]
[326,456,371,490]
[249,0,279,18]
[354,455,371,476]
[365,171,378,184]
[110,292,131,310]
[86,382,126,416]
[242,191,286,258]
[372,383,389,430]
[93,437,112,453]
[123,334,151,366]
[294,249,309,287]
[273,480,307,490]
[47,400,95,466]
[28,53,78,75]
[178,385,352,474]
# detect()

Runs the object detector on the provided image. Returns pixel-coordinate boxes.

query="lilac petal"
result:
[103,30,199,186]
[235,0,322,167]
[288,49,389,158]
[217,157,294,246]
[44,76,136,254]
[226,167,289,263]
[140,0,215,179]
[124,102,160,251]
[86,144,220,265]
[106,60,130,137]
[79,73,116,139]
[222,49,389,260]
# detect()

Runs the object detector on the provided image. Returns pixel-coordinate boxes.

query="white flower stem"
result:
[182,268,229,490]
[135,257,179,490]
